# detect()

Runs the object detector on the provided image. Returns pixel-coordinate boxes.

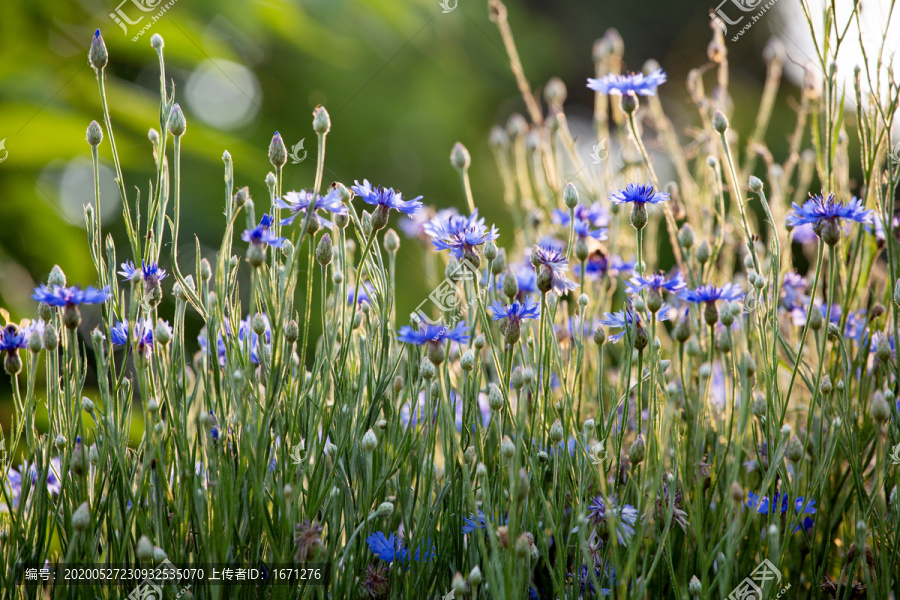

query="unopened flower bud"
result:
[451,142,471,171]
[269,132,287,168]
[563,182,579,209]
[383,229,400,253]
[89,30,108,70]
[312,105,331,135]
[316,234,334,266]
[712,111,729,133]
[72,502,91,532]
[361,429,378,453]
[500,436,515,459]
[168,103,186,137]
[86,121,103,147]
[628,434,645,464]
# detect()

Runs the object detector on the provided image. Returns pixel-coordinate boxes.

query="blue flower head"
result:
[787,193,872,244]
[0,324,27,354]
[680,283,743,305]
[587,68,667,96]
[352,180,423,216]
[32,284,111,307]
[242,214,285,248]
[553,203,610,240]
[610,182,669,205]
[366,532,435,564]
[627,272,686,295]
[588,494,638,545]
[397,321,470,346]
[745,489,816,532]
[110,318,162,357]
[426,210,499,260]
[599,305,669,344]
[576,252,635,281]
[119,260,167,286]
[531,245,578,295]
[275,188,347,228]
[489,297,540,322]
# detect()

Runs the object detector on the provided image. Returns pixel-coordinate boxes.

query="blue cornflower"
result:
[745,490,816,532]
[531,245,578,295]
[0,324,27,354]
[352,179,423,219]
[571,563,616,598]
[198,328,227,367]
[348,281,375,305]
[397,321,470,346]
[681,283,743,325]
[489,297,540,322]
[626,272,686,295]
[599,306,668,344]
[576,252,635,281]
[32,284,110,307]
[609,182,669,205]
[680,283,743,304]
[588,495,638,545]
[787,193,872,245]
[399,207,459,240]
[426,209,499,262]
[366,532,435,564]
[461,509,507,534]
[242,214,285,248]
[110,318,164,357]
[491,296,540,345]
[587,68,667,96]
[275,188,347,228]
[553,204,609,240]
[119,260,167,286]
[2,458,62,510]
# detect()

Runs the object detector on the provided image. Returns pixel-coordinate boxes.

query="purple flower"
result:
[32,284,110,307]
[275,188,347,227]
[348,281,375,305]
[352,180,423,216]
[610,182,669,205]
[745,489,816,532]
[587,68,667,96]
[3,458,62,510]
[531,245,578,295]
[426,209,499,260]
[397,321,470,345]
[119,260,167,286]
[399,207,459,239]
[242,214,285,248]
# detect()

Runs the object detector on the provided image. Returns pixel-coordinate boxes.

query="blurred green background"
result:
[0,0,786,409]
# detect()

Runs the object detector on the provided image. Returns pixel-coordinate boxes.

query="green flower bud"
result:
[450,142,471,171]
[549,420,564,443]
[689,575,702,598]
[200,258,212,281]
[268,132,287,168]
[621,92,638,114]
[468,566,483,587]
[285,320,299,343]
[150,33,164,51]
[312,105,331,135]
[460,350,475,372]
[86,121,103,147]
[168,103,186,137]
[872,391,890,423]
[563,182,579,209]
[696,241,710,264]
[316,233,334,266]
[678,223,694,249]
[72,502,91,532]
[748,176,763,193]
[137,535,154,561]
[628,434,645,465]
[361,429,378,453]
[483,239,498,262]
[630,203,648,230]
[419,357,436,380]
[712,110,729,133]
[383,229,400,253]
[500,436,515,459]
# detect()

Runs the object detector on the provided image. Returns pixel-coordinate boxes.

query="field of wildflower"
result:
[2,0,900,598]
